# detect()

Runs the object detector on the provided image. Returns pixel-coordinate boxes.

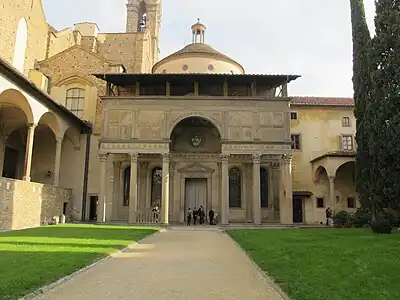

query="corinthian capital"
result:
[220,154,229,164]
[130,152,139,163]
[252,153,261,164]
[162,153,170,163]
[98,153,108,162]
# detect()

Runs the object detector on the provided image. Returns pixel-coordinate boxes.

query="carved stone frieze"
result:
[221,143,291,154]
[100,142,169,153]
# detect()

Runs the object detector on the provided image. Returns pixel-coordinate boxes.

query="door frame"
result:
[184,178,208,220]
[292,196,304,223]
[178,163,214,223]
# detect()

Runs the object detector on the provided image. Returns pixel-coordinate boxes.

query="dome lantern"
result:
[191,18,206,44]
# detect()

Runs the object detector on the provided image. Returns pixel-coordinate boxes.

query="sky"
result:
[42,0,377,97]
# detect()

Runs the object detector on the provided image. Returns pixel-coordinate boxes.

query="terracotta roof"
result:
[153,43,245,73]
[291,97,354,106]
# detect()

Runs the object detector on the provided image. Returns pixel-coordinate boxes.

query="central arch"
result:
[169,116,221,153]
[168,114,223,139]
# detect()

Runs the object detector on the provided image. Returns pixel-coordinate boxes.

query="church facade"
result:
[0,0,357,230]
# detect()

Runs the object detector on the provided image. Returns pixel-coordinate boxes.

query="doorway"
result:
[89,196,98,221]
[185,178,207,219]
[3,146,19,179]
[293,196,304,223]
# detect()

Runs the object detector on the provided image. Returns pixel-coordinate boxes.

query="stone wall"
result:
[0,177,72,231]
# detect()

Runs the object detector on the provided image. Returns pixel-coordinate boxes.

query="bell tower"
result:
[126,0,161,38]
[126,0,162,64]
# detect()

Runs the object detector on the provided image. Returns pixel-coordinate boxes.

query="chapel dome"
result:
[152,19,245,74]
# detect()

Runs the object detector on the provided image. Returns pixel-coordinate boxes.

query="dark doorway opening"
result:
[89,196,98,221]
[3,146,18,178]
[63,202,68,215]
[293,196,304,223]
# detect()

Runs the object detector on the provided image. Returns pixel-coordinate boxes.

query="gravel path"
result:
[33,227,286,300]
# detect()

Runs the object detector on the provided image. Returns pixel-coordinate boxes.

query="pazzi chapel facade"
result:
[0,0,357,230]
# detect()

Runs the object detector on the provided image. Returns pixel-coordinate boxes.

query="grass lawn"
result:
[228,229,400,300]
[0,224,158,300]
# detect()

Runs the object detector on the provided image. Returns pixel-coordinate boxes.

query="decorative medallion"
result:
[182,64,188,71]
[208,64,214,71]
[191,135,204,148]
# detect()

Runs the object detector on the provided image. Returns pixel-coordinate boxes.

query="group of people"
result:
[186,206,216,226]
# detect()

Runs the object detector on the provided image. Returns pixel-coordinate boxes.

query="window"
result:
[347,197,356,208]
[290,112,298,120]
[260,168,269,208]
[66,88,85,118]
[229,168,241,208]
[291,134,301,150]
[123,167,130,206]
[151,167,162,206]
[316,197,324,208]
[341,135,354,150]
[342,117,350,127]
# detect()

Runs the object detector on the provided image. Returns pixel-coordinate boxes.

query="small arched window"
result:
[123,167,131,206]
[66,88,85,118]
[229,167,241,208]
[260,167,269,208]
[151,167,162,206]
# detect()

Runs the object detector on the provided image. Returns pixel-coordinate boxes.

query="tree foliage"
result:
[351,0,400,221]
[350,0,374,209]
[369,0,400,212]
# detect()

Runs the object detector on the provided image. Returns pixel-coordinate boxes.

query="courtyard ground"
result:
[29,227,286,300]
[0,224,158,300]
[227,228,400,300]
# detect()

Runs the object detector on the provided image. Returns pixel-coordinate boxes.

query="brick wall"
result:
[0,178,72,231]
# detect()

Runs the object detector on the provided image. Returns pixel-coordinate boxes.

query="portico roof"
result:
[93,73,301,89]
[310,151,356,163]
[0,57,91,133]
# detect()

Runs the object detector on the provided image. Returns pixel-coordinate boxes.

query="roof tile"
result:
[291,96,354,106]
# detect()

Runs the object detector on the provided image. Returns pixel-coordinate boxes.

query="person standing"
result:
[187,208,192,226]
[208,209,215,225]
[193,207,198,225]
[199,206,205,225]
[325,207,333,227]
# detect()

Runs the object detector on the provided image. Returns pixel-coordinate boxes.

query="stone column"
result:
[161,153,170,224]
[220,154,229,225]
[23,123,37,182]
[53,137,63,186]
[98,153,108,223]
[252,154,261,225]
[328,175,336,212]
[128,153,139,224]
[280,155,293,225]
[111,161,122,220]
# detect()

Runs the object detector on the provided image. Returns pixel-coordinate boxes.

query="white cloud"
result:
[42,0,377,97]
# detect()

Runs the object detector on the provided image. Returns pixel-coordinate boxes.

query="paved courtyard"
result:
[33,227,286,300]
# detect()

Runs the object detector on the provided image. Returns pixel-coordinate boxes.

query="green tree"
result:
[349,0,374,212]
[369,0,400,215]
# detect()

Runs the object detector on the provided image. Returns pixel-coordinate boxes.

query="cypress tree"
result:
[370,0,400,215]
[350,0,374,211]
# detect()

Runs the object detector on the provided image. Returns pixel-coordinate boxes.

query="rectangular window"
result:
[342,117,350,127]
[291,134,301,150]
[316,197,324,208]
[347,197,356,208]
[66,88,85,119]
[341,135,354,150]
[290,112,298,120]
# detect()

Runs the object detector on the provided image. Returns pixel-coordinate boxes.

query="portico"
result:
[97,141,294,225]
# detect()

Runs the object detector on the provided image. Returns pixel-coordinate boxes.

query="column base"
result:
[22,176,31,182]
[128,211,137,224]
